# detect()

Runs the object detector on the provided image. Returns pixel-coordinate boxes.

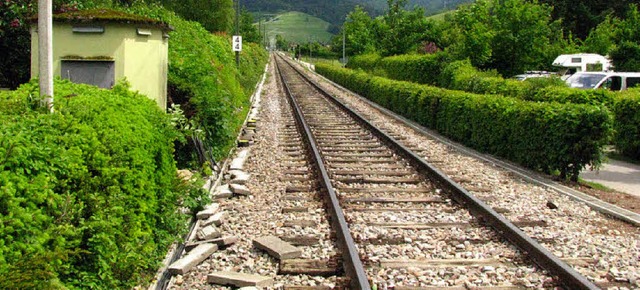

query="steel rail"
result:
[274,56,371,290]
[276,53,599,290]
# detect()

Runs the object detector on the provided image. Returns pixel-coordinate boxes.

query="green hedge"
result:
[440,60,616,106]
[347,53,382,73]
[529,86,616,106]
[124,4,268,161]
[0,79,207,289]
[348,54,613,106]
[348,53,640,162]
[613,89,640,159]
[317,64,613,180]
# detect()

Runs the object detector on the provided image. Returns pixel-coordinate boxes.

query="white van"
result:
[565,72,640,91]
[553,54,612,79]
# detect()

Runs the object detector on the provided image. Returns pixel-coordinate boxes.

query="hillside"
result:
[425,9,455,21]
[263,11,334,44]
[244,0,473,33]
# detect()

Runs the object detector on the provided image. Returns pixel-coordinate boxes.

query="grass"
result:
[260,11,334,44]
[578,178,614,192]
[425,10,455,21]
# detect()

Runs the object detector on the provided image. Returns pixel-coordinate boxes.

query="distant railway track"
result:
[274,54,600,289]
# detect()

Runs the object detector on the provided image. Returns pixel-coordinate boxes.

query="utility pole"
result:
[342,31,346,67]
[234,0,240,66]
[309,37,312,61]
[38,0,53,112]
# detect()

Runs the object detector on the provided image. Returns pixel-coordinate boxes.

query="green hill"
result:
[425,9,455,21]
[245,0,473,34]
[262,11,334,44]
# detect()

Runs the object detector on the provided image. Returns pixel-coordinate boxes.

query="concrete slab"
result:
[196,203,220,220]
[189,236,236,250]
[202,211,226,227]
[168,243,217,275]
[229,149,250,171]
[213,184,233,199]
[230,184,251,196]
[253,235,302,260]
[185,236,237,251]
[581,159,640,198]
[197,224,221,240]
[229,170,251,185]
[207,271,273,287]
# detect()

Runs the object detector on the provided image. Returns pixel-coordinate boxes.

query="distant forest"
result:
[243,0,473,33]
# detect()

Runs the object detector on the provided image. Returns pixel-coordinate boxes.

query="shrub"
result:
[316,64,613,180]
[379,53,451,86]
[0,79,208,289]
[529,87,616,106]
[613,89,640,159]
[347,53,383,73]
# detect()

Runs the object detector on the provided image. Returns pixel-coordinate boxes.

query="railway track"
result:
[274,54,600,289]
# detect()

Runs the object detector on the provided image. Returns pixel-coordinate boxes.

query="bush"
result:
[529,86,616,106]
[347,53,383,73]
[349,54,619,108]
[317,64,613,180]
[613,89,640,159]
[379,53,450,86]
[0,79,207,289]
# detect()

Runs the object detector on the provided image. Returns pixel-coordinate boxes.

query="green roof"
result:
[40,9,172,31]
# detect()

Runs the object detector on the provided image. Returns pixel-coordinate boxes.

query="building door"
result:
[61,60,115,89]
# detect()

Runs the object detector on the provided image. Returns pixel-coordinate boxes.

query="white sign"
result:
[232,35,242,52]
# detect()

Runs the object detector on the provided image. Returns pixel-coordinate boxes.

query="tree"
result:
[157,0,234,33]
[489,0,566,76]
[609,5,640,71]
[375,0,432,56]
[332,6,376,56]
[0,0,32,89]
[0,0,99,89]
[538,0,633,40]
[239,8,260,43]
[444,0,569,76]
[275,34,289,51]
[443,0,495,67]
[581,14,617,55]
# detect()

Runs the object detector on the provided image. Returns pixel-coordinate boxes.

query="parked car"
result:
[565,72,640,91]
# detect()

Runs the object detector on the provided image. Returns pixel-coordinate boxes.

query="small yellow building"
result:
[31,9,171,110]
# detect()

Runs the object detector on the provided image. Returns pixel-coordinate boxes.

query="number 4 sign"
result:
[232,35,242,52]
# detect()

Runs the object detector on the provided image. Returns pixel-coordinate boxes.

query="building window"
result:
[61,60,115,89]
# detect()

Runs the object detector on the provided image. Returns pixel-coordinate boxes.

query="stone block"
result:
[213,184,233,199]
[168,243,218,275]
[230,184,251,196]
[202,211,226,227]
[207,271,273,287]
[196,203,220,220]
[253,235,301,260]
[197,224,222,240]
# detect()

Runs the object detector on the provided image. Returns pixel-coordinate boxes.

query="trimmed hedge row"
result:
[348,54,612,106]
[613,89,640,159]
[349,54,640,161]
[316,64,613,180]
[0,79,207,289]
